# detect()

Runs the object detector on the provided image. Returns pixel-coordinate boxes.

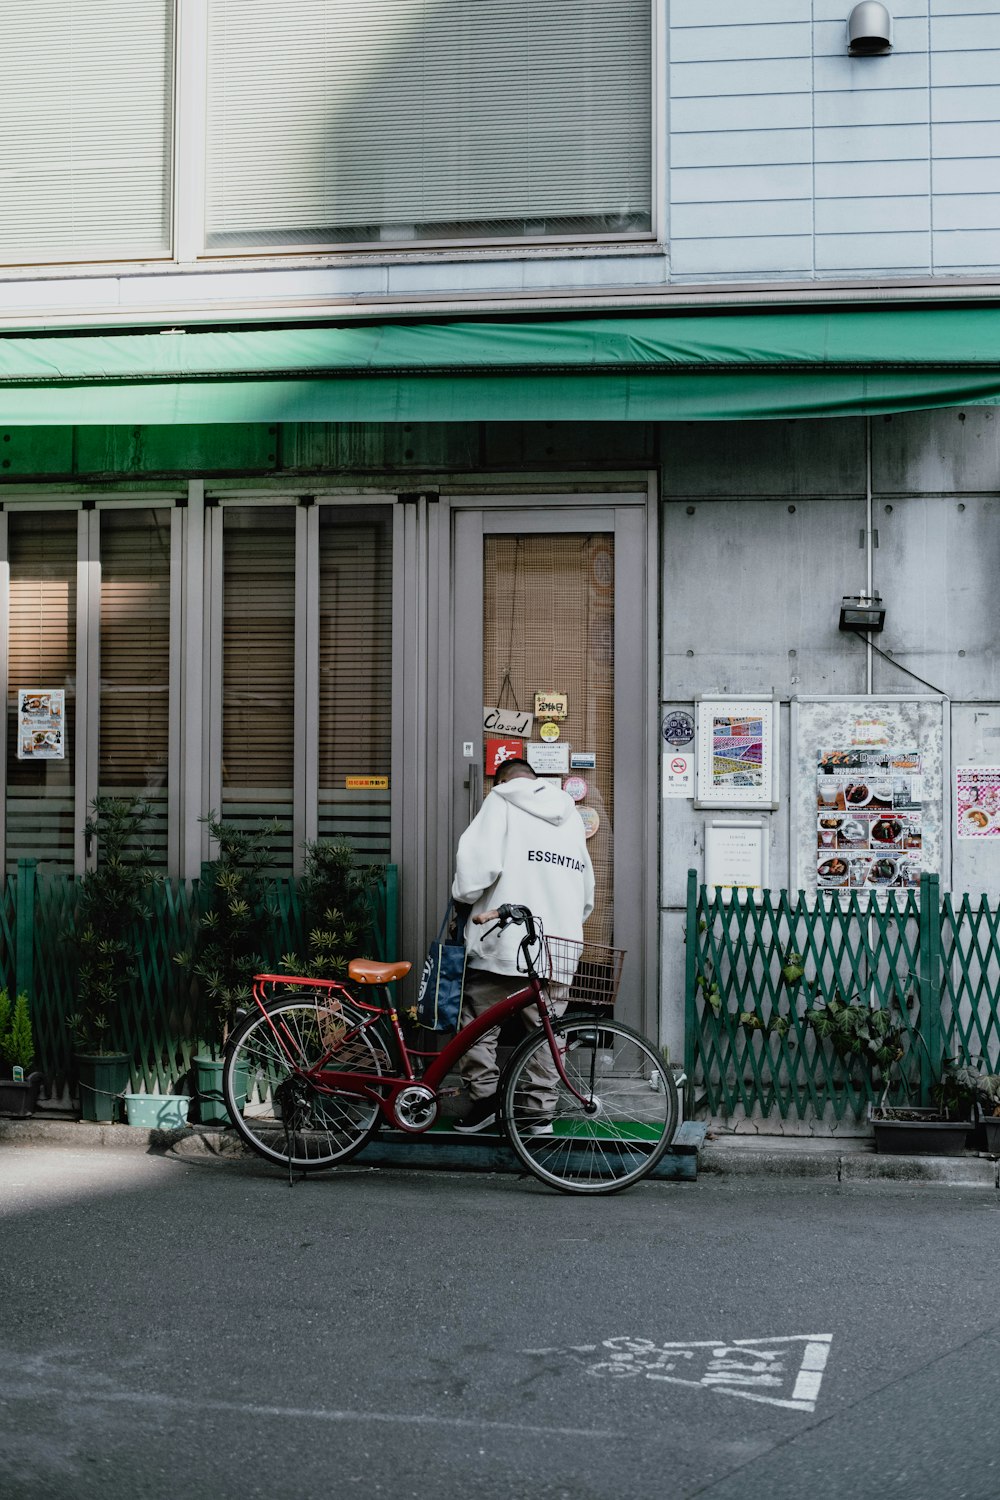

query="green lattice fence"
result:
[684,870,1000,1125]
[2,861,398,1100]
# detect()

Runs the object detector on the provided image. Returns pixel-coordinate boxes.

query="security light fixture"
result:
[839,593,886,632]
[848,3,892,55]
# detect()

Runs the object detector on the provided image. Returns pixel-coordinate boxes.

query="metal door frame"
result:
[395,487,659,1040]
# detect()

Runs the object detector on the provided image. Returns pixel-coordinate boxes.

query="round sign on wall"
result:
[661,710,694,747]
[577,806,600,839]
[563,775,588,802]
[539,721,561,741]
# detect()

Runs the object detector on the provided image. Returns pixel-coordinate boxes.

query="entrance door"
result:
[451,501,655,1036]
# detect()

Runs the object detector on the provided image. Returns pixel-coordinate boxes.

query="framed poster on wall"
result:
[790,695,950,896]
[694,696,779,809]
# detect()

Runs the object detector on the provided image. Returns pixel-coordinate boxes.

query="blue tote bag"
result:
[415,904,467,1032]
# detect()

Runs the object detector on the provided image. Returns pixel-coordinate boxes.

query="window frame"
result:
[174,0,662,265]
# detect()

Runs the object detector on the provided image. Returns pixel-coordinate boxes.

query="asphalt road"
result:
[1,1148,999,1500]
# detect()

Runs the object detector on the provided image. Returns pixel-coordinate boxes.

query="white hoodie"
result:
[451,777,596,976]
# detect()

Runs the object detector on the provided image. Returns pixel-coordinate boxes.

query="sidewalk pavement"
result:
[2,1114,999,1188]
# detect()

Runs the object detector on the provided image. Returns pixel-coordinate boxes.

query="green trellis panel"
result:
[8,862,398,1097]
[683,869,1000,1124]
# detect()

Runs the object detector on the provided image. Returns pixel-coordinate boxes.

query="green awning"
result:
[2,306,1000,424]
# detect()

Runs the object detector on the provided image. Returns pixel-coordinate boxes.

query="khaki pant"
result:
[458,967,568,1117]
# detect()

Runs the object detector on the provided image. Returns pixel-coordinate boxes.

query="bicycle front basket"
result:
[543,936,626,1007]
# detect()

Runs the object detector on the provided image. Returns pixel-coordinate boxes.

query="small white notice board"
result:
[705,818,769,896]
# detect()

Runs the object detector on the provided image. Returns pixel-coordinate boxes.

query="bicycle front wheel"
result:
[223,997,391,1172]
[502,1016,678,1195]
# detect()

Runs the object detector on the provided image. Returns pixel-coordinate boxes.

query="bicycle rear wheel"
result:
[501,1015,678,1195]
[223,996,392,1172]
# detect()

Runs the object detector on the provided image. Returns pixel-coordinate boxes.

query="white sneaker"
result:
[523,1118,554,1137]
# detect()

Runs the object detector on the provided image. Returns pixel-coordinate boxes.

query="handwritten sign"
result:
[534,692,568,721]
[484,706,534,738]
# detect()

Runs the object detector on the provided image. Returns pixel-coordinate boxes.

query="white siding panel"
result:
[930,0,1000,14]
[931,50,1000,86]
[816,160,931,196]
[671,164,813,204]
[933,193,1000,231]
[670,22,810,64]
[815,88,930,129]
[814,56,930,91]
[671,129,812,169]
[671,236,813,276]
[671,93,812,133]
[672,0,806,25]
[932,86,1000,124]
[933,157,1000,193]
[815,124,931,162]
[934,121,1000,158]
[930,14,1000,49]
[815,232,930,270]
[814,0,930,13]
[671,58,810,97]
[671,199,813,239]
[933,229,1000,265]
[815,196,929,234]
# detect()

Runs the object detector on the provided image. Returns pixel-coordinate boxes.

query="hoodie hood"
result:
[492,777,576,826]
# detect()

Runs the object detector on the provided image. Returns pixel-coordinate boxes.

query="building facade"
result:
[3,2,1000,1052]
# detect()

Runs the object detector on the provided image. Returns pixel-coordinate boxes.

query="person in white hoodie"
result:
[451,757,595,1134]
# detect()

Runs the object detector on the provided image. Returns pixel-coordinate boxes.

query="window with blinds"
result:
[222,509,296,870]
[98,509,171,863]
[0,1,174,266]
[205,0,652,250]
[317,509,392,861]
[5,513,78,874]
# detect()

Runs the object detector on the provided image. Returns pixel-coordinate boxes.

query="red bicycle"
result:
[222,903,678,1194]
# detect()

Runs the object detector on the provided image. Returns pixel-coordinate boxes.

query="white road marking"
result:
[0,1379,613,1441]
[521,1334,833,1413]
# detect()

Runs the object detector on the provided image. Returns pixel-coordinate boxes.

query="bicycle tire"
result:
[223,995,392,1172]
[501,1014,678,1195]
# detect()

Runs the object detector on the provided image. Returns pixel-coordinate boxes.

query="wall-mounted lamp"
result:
[847,2,892,55]
[839,592,886,631]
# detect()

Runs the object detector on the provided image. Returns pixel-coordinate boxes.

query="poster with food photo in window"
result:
[956,766,1000,838]
[815,746,923,890]
[17,688,65,760]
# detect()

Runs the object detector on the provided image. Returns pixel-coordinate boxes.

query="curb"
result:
[699,1140,1000,1188]
[0,1116,705,1182]
[3,1117,998,1187]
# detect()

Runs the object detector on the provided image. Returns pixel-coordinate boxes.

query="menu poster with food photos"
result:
[815,747,923,890]
[956,767,1000,838]
[792,697,947,897]
[17,688,65,760]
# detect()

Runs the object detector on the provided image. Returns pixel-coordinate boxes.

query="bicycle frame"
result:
[246,970,592,1132]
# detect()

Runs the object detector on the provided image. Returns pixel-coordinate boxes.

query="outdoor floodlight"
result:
[839,593,886,632]
[847,3,892,55]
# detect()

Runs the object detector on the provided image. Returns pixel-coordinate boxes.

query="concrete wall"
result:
[658,405,1000,1056]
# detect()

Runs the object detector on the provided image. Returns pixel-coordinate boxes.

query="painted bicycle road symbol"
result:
[522,1334,833,1413]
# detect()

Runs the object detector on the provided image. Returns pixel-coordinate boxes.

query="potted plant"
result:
[281,839,382,981]
[68,797,162,1123]
[0,989,44,1117]
[805,991,973,1155]
[175,814,283,1123]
